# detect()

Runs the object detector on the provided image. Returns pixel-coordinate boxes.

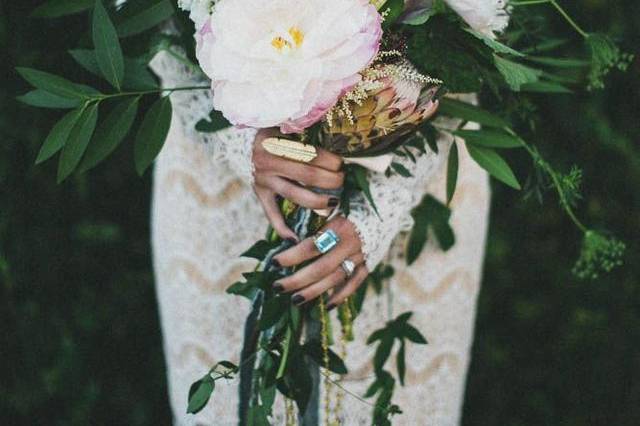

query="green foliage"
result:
[586,33,634,90]
[366,312,427,423]
[195,109,232,133]
[572,231,626,280]
[92,0,124,90]
[407,195,455,265]
[134,95,172,175]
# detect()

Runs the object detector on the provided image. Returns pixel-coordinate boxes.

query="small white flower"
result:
[196,0,382,133]
[444,0,510,37]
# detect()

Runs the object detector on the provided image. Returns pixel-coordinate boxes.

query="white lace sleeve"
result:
[348,135,451,271]
[149,51,257,185]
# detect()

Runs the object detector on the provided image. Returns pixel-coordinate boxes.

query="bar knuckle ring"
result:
[341,259,356,277]
[313,229,340,254]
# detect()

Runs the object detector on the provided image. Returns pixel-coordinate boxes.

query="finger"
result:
[273,237,319,268]
[309,148,343,172]
[327,265,369,310]
[275,243,360,293]
[290,268,346,306]
[267,155,344,189]
[422,100,439,120]
[254,186,298,242]
[273,216,360,268]
[263,176,338,210]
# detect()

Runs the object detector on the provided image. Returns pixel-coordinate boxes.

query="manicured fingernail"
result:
[326,303,336,312]
[273,283,284,293]
[272,259,281,268]
[292,294,305,305]
[328,197,339,207]
[286,238,298,245]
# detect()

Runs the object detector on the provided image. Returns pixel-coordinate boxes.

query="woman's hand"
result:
[252,129,345,241]
[272,215,369,310]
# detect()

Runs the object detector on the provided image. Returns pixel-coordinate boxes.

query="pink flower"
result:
[196,0,382,133]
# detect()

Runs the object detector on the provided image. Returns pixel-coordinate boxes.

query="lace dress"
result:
[150,1,504,423]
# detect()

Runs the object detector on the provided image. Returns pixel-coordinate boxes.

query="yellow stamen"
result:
[288,26,304,47]
[271,36,291,51]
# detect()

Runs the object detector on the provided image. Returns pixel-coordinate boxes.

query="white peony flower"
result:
[196,0,382,133]
[444,0,510,37]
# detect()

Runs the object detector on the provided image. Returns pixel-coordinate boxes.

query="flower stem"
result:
[511,0,589,39]
[92,85,210,102]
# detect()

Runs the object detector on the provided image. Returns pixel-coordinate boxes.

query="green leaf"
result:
[93,0,124,90]
[36,108,84,164]
[401,1,440,26]
[240,240,279,260]
[367,328,390,345]
[258,296,287,331]
[467,144,520,189]
[195,109,232,133]
[16,67,99,99]
[352,165,379,216]
[418,121,439,154]
[438,98,509,129]
[302,340,348,375]
[246,404,270,426]
[407,195,455,264]
[526,56,590,68]
[494,55,542,91]
[57,102,99,182]
[373,337,394,372]
[17,90,80,109]
[396,341,406,386]
[464,29,524,57]
[226,280,258,300]
[401,323,428,344]
[284,353,313,414]
[454,129,522,149]
[391,162,412,177]
[31,0,93,18]
[382,0,404,29]
[134,95,172,175]
[116,0,175,38]
[520,81,573,94]
[78,97,138,172]
[187,378,214,414]
[446,142,458,205]
[216,360,239,373]
[70,49,158,90]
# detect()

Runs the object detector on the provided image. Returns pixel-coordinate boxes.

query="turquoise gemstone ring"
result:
[313,229,340,254]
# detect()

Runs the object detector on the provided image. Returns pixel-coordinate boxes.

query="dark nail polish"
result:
[272,259,281,268]
[273,283,284,293]
[292,294,305,305]
[285,238,298,245]
[326,303,336,312]
[328,197,339,208]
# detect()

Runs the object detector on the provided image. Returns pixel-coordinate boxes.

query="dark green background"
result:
[1,1,638,425]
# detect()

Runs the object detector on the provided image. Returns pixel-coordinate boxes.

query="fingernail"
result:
[285,238,298,245]
[292,294,305,305]
[328,197,339,208]
[273,283,284,293]
[326,303,336,312]
[272,259,281,268]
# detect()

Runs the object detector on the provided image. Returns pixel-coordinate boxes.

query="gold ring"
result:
[262,137,318,163]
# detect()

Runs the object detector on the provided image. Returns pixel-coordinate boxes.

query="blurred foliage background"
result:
[1,1,638,425]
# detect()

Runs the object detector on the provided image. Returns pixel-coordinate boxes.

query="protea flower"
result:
[320,61,441,157]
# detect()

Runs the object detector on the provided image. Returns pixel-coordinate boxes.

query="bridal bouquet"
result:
[16,0,631,424]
